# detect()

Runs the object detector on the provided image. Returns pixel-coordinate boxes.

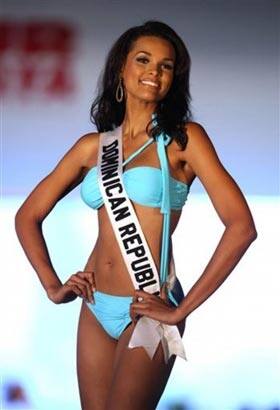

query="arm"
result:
[175,122,257,321]
[15,132,98,303]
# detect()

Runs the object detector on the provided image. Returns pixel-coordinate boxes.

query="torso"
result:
[82,125,196,295]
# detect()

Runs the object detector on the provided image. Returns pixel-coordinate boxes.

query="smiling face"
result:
[120,35,176,105]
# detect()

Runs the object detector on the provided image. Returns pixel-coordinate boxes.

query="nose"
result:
[146,63,161,76]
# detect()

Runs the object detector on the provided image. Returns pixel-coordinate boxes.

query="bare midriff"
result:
[87,201,182,296]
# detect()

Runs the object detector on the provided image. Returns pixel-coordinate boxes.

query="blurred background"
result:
[1,0,279,409]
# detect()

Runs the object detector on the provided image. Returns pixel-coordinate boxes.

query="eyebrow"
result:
[135,51,174,62]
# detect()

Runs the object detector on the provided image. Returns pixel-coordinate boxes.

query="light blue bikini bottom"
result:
[86,279,184,340]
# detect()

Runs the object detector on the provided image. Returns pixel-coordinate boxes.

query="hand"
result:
[129,283,180,326]
[47,270,96,304]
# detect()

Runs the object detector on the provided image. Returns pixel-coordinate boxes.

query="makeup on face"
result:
[122,36,176,100]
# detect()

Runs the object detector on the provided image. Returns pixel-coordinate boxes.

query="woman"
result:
[15,20,257,410]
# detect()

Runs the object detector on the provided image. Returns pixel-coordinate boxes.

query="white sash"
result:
[97,125,187,363]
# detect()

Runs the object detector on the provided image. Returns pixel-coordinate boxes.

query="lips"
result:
[140,79,160,88]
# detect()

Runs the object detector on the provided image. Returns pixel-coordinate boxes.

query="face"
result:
[120,36,176,104]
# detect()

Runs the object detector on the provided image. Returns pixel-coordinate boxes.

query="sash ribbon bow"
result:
[128,316,187,364]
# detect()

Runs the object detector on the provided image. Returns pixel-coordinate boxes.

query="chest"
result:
[123,138,187,185]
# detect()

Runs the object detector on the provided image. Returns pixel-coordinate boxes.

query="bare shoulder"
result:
[184,121,214,150]
[185,120,206,133]
[71,131,100,169]
[182,121,222,171]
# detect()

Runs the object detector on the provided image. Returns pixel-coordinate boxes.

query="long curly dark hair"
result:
[90,20,193,149]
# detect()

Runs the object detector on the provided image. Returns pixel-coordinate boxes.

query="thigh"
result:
[77,300,117,410]
[106,319,186,410]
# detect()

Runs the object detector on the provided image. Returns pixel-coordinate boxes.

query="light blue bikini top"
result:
[80,121,190,297]
[80,134,189,212]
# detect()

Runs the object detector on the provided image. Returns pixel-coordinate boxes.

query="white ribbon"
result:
[128,317,186,364]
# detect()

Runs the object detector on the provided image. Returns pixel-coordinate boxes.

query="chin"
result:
[127,88,165,104]
[137,92,164,103]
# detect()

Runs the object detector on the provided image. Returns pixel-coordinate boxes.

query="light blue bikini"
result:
[81,119,189,339]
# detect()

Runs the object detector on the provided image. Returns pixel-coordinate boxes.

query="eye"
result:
[161,63,174,70]
[136,56,149,64]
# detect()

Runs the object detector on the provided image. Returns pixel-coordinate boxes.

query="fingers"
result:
[77,271,96,303]
[65,281,84,298]
[65,271,95,303]
[134,289,154,300]
[130,287,172,320]
[81,271,96,303]
[129,302,142,323]
[130,292,146,322]
[82,271,96,291]
[130,293,152,321]
[133,288,169,302]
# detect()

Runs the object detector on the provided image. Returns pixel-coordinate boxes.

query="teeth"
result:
[141,80,159,88]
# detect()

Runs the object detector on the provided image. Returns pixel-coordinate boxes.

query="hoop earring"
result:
[116,78,124,102]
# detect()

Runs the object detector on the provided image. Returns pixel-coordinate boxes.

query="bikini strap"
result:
[151,114,174,291]
[122,138,154,167]
[158,136,171,285]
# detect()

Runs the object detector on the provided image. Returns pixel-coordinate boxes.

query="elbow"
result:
[227,220,258,244]
[238,221,258,244]
[15,206,41,233]
[15,204,28,223]
[15,207,28,233]
[246,226,258,243]
[244,218,258,242]
[15,207,23,228]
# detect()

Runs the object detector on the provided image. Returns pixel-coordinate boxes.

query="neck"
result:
[121,100,157,140]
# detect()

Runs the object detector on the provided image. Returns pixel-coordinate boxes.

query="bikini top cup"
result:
[80,122,190,289]
[80,136,189,211]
